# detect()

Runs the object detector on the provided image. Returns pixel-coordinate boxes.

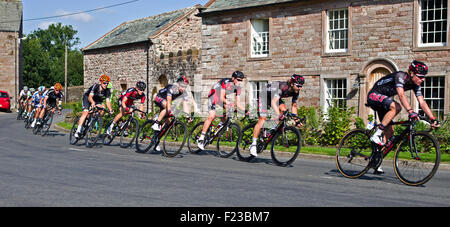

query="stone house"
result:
[197,0,449,121]
[83,5,203,112]
[0,0,23,109]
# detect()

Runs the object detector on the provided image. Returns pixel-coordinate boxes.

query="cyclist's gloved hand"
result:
[431,119,440,128]
[278,113,286,121]
[408,111,419,121]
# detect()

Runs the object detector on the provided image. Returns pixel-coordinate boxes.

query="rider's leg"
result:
[152,100,167,131]
[371,102,401,146]
[107,108,124,134]
[250,116,267,156]
[76,110,90,136]
[197,110,216,150]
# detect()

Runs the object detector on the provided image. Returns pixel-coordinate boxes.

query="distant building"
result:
[83,5,203,112]
[0,0,23,109]
[197,0,450,121]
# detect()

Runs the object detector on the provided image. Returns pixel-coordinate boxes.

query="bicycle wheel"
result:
[336,129,372,178]
[85,116,103,148]
[69,117,81,145]
[103,119,119,145]
[136,120,156,153]
[41,112,54,136]
[187,122,205,154]
[120,118,139,148]
[216,123,241,158]
[394,131,440,186]
[237,123,257,162]
[270,126,301,167]
[162,121,187,158]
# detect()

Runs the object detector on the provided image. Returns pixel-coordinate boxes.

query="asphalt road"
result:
[0,112,449,207]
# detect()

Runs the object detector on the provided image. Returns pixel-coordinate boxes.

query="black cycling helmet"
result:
[232,71,245,80]
[176,74,189,85]
[136,81,147,91]
[291,74,305,86]
[409,60,428,77]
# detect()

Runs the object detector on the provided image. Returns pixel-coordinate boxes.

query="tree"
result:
[23,23,84,88]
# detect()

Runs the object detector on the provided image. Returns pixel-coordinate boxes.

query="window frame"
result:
[326,8,350,53]
[323,78,348,112]
[419,75,446,120]
[248,18,272,60]
[322,6,352,57]
[414,0,450,51]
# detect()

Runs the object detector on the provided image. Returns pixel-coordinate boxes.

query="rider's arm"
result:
[291,102,298,115]
[271,96,281,116]
[235,94,245,112]
[417,95,437,121]
[220,89,227,106]
[106,98,113,113]
[88,93,96,108]
[396,87,413,113]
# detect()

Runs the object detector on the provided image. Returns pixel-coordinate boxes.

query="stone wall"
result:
[0,31,21,108]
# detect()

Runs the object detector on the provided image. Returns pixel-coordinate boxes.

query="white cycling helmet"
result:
[38,86,46,93]
[23,86,29,91]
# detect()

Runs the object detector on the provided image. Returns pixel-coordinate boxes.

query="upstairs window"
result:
[326,9,349,53]
[251,19,270,58]
[419,0,448,47]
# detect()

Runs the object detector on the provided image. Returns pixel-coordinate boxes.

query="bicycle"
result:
[103,108,146,149]
[24,107,36,129]
[187,115,242,158]
[32,105,57,136]
[136,112,188,158]
[69,106,108,148]
[336,108,440,186]
[237,111,304,167]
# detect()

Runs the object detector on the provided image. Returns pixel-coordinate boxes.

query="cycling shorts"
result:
[367,90,394,122]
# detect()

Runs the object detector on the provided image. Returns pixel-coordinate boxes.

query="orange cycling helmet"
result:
[100,74,111,83]
[54,83,63,91]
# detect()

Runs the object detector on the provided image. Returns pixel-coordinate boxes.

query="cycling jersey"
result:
[82,83,111,110]
[19,90,32,101]
[208,78,242,110]
[43,89,63,108]
[119,87,146,108]
[369,71,423,97]
[258,81,299,117]
[154,84,188,109]
[31,91,45,108]
[367,71,423,121]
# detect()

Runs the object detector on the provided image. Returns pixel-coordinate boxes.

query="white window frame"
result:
[324,78,348,112]
[250,19,270,58]
[326,9,349,53]
[249,81,268,110]
[420,76,446,120]
[418,0,448,47]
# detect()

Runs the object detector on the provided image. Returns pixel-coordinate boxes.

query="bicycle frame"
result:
[257,112,304,151]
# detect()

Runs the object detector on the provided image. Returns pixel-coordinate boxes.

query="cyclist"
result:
[18,86,31,112]
[29,86,46,127]
[75,75,114,139]
[249,74,304,157]
[24,88,35,118]
[34,83,64,128]
[367,60,440,173]
[106,81,146,135]
[197,71,246,150]
[152,74,193,131]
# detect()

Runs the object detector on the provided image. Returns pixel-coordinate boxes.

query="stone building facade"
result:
[83,5,203,112]
[197,0,450,121]
[0,0,23,109]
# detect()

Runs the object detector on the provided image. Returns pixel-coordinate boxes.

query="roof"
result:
[0,0,23,32]
[84,5,200,51]
[199,0,302,15]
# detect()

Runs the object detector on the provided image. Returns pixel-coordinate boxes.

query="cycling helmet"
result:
[409,60,428,77]
[232,71,245,80]
[291,74,305,87]
[23,86,29,91]
[136,81,147,91]
[38,86,46,93]
[100,74,111,83]
[176,75,189,85]
[29,88,35,93]
[54,83,63,91]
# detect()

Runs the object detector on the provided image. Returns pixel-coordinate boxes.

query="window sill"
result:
[247,56,272,62]
[413,45,450,52]
[321,51,351,58]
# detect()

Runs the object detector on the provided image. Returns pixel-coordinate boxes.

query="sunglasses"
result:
[295,84,303,88]
[102,82,109,85]
[416,75,426,79]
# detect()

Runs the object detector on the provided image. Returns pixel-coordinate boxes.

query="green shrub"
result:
[319,105,356,146]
